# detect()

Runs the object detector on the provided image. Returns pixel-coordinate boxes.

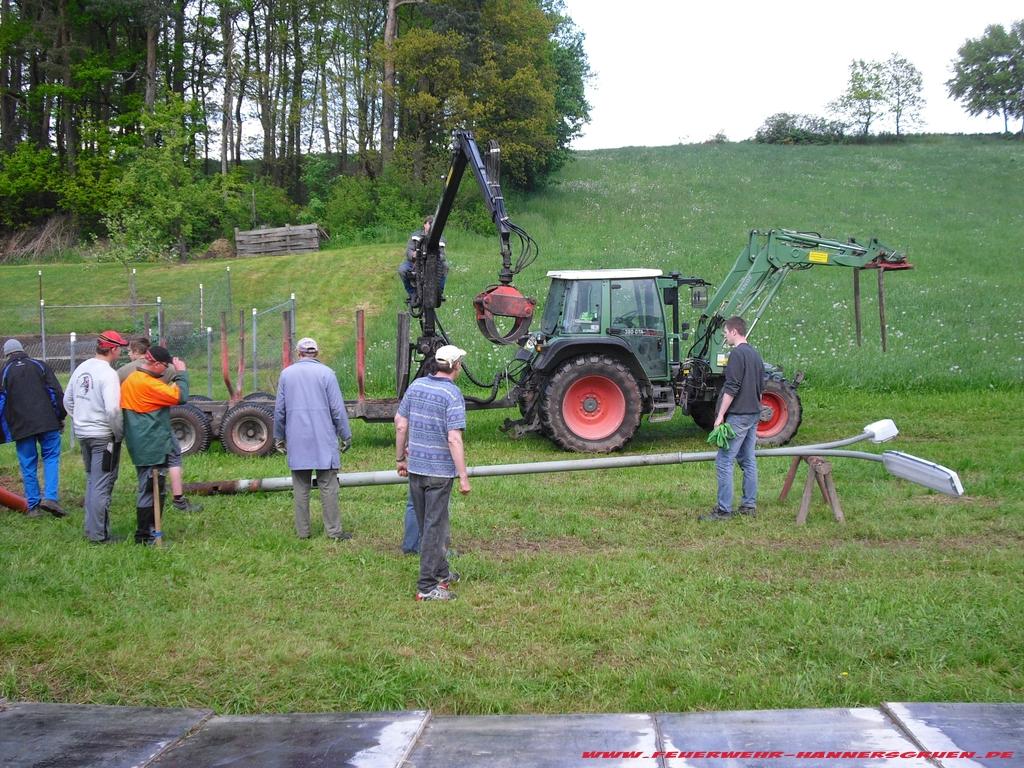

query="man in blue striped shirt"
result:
[395,345,471,601]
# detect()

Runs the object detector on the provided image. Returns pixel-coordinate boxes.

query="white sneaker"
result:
[415,586,456,601]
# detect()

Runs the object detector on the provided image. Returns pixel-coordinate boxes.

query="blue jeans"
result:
[398,260,447,298]
[402,492,420,553]
[16,430,62,509]
[715,412,759,513]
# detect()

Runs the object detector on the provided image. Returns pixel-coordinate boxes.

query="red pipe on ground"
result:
[0,485,28,512]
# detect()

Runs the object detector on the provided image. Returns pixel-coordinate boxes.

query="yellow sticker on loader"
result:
[808,250,830,264]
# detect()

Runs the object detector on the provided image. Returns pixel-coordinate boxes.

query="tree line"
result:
[0,0,590,258]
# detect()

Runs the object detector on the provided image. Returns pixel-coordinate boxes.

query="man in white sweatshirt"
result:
[64,330,129,543]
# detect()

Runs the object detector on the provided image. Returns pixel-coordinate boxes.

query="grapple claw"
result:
[473,284,537,345]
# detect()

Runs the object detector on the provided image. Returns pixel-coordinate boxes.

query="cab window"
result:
[560,280,603,334]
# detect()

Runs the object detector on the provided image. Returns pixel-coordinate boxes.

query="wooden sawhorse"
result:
[779,455,845,525]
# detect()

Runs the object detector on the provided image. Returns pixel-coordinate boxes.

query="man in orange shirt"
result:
[120,345,188,544]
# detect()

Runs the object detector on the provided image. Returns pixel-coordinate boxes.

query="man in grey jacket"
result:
[64,330,129,542]
[273,337,353,540]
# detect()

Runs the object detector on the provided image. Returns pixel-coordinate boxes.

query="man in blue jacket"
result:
[1,339,66,517]
[273,337,353,540]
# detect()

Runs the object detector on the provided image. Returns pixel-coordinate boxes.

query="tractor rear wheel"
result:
[220,403,275,457]
[169,404,213,455]
[757,377,802,445]
[540,354,642,453]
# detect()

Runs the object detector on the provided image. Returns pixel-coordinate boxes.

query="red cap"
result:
[97,330,129,350]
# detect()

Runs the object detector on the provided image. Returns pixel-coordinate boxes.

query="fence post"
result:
[206,326,213,399]
[251,307,258,392]
[226,266,232,318]
[853,268,862,348]
[282,310,293,369]
[199,283,205,330]
[130,268,137,325]
[68,332,77,446]
[290,293,296,339]
[156,296,164,344]
[39,299,46,362]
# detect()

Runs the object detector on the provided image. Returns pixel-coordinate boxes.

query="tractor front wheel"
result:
[540,354,642,453]
[757,377,802,445]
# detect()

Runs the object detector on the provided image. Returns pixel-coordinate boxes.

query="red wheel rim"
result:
[758,391,788,438]
[562,375,626,440]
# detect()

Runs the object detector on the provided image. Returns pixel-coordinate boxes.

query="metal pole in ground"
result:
[68,332,77,447]
[157,296,164,344]
[39,299,46,362]
[130,268,137,326]
[853,268,862,347]
[251,307,258,392]
[290,293,296,339]
[206,326,213,398]
[199,283,205,330]
[225,266,232,318]
[877,267,888,353]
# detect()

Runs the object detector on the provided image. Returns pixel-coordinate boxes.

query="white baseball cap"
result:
[434,344,467,366]
[296,337,319,353]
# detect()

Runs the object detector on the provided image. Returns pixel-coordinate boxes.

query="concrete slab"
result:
[656,707,933,767]
[0,701,211,768]
[151,710,428,768]
[884,702,1024,768]
[405,713,659,768]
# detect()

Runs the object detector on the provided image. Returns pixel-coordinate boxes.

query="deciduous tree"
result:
[883,54,924,137]
[947,22,1024,134]
[830,59,886,138]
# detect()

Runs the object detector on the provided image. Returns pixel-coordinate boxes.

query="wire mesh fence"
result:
[1,266,296,397]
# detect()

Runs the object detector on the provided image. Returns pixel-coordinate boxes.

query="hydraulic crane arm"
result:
[689,228,911,364]
[412,130,537,351]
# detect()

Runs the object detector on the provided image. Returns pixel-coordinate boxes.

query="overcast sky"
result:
[560,1,1021,149]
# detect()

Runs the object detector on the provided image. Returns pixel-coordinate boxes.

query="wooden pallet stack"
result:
[234,224,325,257]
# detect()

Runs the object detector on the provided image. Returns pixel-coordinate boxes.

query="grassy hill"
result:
[1,136,1021,715]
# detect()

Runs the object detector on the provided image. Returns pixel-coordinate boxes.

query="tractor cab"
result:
[537,269,673,382]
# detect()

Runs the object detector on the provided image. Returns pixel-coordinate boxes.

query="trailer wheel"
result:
[540,354,642,453]
[189,395,212,402]
[757,377,802,446]
[220,403,275,457]
[170,404,213,455]
[243,391,275,402]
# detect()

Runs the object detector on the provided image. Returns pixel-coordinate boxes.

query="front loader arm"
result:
[689,229,910,368]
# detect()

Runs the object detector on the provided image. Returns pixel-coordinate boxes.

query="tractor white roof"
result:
[546,268,663,280]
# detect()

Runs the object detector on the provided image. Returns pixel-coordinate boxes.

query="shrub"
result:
[755,113,847,144]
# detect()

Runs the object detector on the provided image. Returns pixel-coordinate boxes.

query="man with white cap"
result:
[1,338,67,517]
[273,337,353,540]
[395,344,471,601]
[64,330,129,542]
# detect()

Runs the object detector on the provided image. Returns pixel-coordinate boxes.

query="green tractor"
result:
[501,229,911,452]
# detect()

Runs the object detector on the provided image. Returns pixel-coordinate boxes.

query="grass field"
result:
[1,136,1022,714]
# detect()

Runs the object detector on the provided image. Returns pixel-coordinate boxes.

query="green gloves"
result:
[707,422,736,449]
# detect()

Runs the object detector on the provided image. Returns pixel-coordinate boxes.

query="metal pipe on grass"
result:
[184,421,963,498]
